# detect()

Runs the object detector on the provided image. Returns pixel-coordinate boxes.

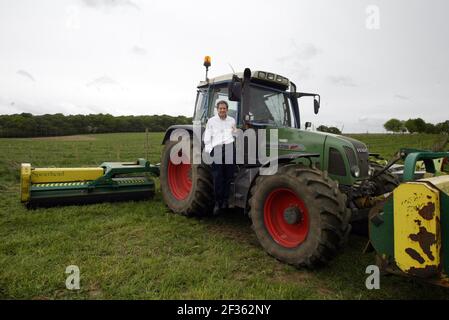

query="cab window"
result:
[193,89,208,123]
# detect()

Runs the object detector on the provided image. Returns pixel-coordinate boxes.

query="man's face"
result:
[217,103,228,118]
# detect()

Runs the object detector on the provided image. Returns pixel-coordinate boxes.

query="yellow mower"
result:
[20,159,159,208]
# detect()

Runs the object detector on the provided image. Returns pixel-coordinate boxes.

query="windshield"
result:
[248,85,294,127]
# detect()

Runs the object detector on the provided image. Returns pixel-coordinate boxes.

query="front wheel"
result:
[249,164,351,268]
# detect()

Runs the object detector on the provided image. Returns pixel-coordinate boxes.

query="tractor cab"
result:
[191,60,370,187]
[194,68,319,131]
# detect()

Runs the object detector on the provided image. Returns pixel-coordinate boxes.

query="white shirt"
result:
[203,115,236,153]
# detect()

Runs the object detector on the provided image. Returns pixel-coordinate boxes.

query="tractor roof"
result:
[198,70,290,89]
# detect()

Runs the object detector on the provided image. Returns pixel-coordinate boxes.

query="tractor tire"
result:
[160,140,214,216]
[370,161,400,195]
[248,164,351,268]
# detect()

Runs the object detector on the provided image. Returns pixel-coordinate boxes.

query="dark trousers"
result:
[211,143,235,206]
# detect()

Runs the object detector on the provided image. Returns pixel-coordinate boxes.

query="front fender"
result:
[259,153,320,168]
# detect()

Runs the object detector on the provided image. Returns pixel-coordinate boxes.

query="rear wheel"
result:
[249,164,351,268]
[160,140,214,216]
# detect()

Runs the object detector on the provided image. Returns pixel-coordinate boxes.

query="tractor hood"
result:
[274,127,370,185]
[275,128,367,155]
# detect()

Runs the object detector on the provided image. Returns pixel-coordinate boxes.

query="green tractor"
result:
[160,59,398,268]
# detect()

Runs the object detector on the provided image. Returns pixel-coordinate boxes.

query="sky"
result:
[0,0,448,133]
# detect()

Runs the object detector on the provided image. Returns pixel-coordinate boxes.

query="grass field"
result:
[1,132,449,300]
[347,133,449,159]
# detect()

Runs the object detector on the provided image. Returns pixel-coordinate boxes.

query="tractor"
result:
[159,58,399,268]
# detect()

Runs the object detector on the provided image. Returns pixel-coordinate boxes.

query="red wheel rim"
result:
[263,188,309,248]
[167,157,192,201]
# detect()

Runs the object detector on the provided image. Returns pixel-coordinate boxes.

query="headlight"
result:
[351,165,361,178]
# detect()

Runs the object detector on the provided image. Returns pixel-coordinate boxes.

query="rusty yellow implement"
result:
[370,151,449,287]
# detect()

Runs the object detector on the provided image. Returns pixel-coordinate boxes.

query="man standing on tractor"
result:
[203,100,236,215]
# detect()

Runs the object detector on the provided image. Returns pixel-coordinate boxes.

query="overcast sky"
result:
[0,0,448,132]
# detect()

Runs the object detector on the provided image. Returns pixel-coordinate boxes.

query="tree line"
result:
[383,118,449,134]
[0,113,193,138]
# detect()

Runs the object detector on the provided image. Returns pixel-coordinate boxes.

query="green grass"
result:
[347,133,448,160]
[1,132,449,299]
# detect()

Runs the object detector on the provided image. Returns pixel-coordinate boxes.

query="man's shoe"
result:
[213,203,221,216]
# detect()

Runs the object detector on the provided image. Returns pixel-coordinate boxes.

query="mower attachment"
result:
[20,158,160,208]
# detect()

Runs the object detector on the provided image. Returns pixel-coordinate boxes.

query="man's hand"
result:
[232,124,237,136]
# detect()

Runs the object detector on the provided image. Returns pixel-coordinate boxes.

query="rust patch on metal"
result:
[409,226,436,261]
[407,265,439,278]
[417,202,435,220]
[405,248,425,264]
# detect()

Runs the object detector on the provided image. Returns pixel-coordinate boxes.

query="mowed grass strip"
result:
[1,132,449,299]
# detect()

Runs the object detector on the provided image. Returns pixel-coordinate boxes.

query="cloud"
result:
[16,70,36,82]
[277,42,322,63]
[328,75,357,87]
[86,75,122,91]
[295,43,321,61]
[358,116,369,122]
[131,45,147,55]
[394,94,409,100]
[358,116,387,123]
[277,41,322,80]
[81,0,140,10]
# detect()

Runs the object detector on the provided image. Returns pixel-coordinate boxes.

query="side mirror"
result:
[305,122,312,129]
[313,96,320,114]
[228,76,242,101]
[295,92,321,114]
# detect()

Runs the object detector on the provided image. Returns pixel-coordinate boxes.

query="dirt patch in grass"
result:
[202,209,259,247]
[26,135,97,141]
